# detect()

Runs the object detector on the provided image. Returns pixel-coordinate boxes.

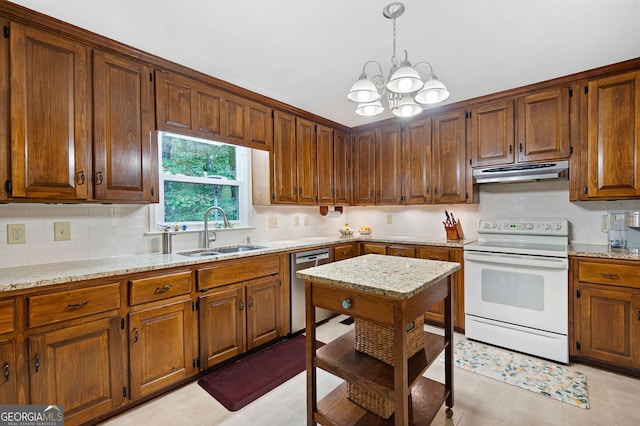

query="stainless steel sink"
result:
[214,244,267,254]
[178,245,267,257]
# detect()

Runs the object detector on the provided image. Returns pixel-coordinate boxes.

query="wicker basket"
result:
[354,316,424,365]
[346,382,393,419]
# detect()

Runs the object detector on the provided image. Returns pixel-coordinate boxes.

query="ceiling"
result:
[10,0,640,128]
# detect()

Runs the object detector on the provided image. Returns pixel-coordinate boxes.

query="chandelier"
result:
[346,2,450,118]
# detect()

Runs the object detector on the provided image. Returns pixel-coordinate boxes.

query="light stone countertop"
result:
[569,243,640,260]
[0,234,472,293]
[296,253,461,299]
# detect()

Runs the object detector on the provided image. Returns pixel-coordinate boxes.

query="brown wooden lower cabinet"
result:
[361,242,387,255]
[0,338,18,404]
[128,299,194,400]
[198,273,283,371]
[28,317,124,425]
[571,257,640,373]
[333,242,359,261]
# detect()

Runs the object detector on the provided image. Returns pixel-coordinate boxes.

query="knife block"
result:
[444,220,464,240]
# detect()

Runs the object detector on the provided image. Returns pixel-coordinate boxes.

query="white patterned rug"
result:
[443,338,590,409]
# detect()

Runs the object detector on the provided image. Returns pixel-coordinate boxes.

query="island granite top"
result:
[296,254,461,299]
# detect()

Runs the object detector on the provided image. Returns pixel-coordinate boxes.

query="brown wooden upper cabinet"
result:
[93,50,158,202]
[432,109,469,204]
[271,111,317,204]
[155,71,273,151]
[317,126,351,205]
[469,88,571,167]
[8,22,90,200]
[574,72,640,200]
[352,124,402,205]
[333,130,351,205]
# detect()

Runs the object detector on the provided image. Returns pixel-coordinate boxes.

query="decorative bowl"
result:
[359,229,372,235]
[339,228,355,236]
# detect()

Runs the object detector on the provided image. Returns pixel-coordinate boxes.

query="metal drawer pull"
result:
[341,299,352,309]
[154,285,173,293]
[34,354,40,373]
[133,328,139,343]
[67,301,90,309]
[4,363,9,381]
[406,321,415,331]
[601,273,620,279]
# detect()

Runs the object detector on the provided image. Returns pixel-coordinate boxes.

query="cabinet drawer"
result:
[28,282,121,327]
[388,245,415,258]
[197,255,280,291]
[577,261,640,288]
[333,243,358,261]
[129,271,192,305]
[417,247,451,261]
[361,243,387,255]
[310,282,394,327]
[0,299,16,334]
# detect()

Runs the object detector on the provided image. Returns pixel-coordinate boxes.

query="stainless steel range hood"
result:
[472,160,569,184]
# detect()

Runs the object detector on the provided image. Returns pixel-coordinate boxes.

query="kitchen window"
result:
[156,132,250,228]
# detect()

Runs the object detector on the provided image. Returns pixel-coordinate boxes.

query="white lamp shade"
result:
[415,77,450,104]
[356,100,384,116]
[392,95,422,117]
[347,78,381,103]
[386,65,423,94]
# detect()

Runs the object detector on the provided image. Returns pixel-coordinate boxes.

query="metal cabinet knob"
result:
[341,299,351,309]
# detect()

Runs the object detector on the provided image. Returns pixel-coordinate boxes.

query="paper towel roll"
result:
[325,210,341,218]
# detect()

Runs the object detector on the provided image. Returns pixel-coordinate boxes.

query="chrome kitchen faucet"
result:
[203,206,231,248]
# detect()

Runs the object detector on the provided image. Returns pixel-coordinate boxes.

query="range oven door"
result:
[464,250,568,335]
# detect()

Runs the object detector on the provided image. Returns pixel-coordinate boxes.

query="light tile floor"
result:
[100,315,640,426]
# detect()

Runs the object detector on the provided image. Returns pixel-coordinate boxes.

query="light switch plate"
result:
[268,217,278,228]
[54,222,71,241]
[7,224,26,244]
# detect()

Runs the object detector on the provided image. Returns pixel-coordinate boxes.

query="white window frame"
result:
[153,131,251,231]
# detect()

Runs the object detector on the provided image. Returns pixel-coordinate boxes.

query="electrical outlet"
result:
[303,215,309,226]
[293,216,300,227]
[7,224,26,244]
[386,214,393,224]
[54,222,71,241]
[268,217,278,228]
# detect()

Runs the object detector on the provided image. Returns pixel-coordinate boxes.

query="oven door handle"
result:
[465,251,568,269]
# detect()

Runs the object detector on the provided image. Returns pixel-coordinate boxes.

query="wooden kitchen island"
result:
[297,254,460,426]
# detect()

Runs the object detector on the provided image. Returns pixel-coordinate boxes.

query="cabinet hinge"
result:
[469,158,472,166]
[4,180,11,194]
[120,318,125,329]
[583,186,588,195]
[271,193,275,200]
[465,192,469,200]
[149,72,153,82]
[193,358,201,369]
[123,386,127,398]
[151,186,155,196]
[569,87,573,98]
[569,146,573,155]
[584,86,588,94]
[2,26,8,39]
[576,289,581,298]
[576,341,581,350]
[193,300,199,311]
[271,110,274,118]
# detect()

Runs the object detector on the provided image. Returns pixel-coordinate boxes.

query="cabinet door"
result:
[9,22,89,200]
[247,102,273,151]
[585,72,640,199]
[0,17,8,202]
[155,71,223,140]
[470,100,514,167]
[0,338,17,404]
[516,88,570,163]
[433,110,467,204]
[199,283,245,368]
[402,119,432,204]
[29,317,124,425]
[316,124,334,205]
[272,110,297,204]
[579,284,640,368]
[375,124,402,204]
[296,117,318,205]
[246,276,282,350]
[417,247,451,325]
[129,299,194,399]
[352,130,376,205]
[333,130,351,205]
[93,50,157,202]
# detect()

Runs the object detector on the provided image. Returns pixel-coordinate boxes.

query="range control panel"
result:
[478,219,568,236]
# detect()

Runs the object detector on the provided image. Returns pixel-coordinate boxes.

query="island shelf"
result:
[298,254,460,426]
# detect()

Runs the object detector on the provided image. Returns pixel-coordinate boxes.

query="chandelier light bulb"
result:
[356,100,385,116]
